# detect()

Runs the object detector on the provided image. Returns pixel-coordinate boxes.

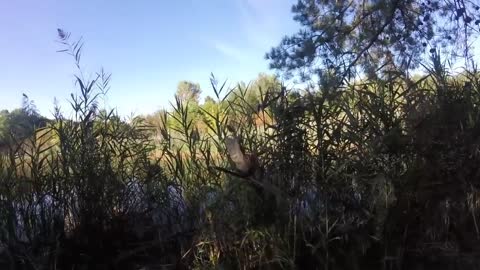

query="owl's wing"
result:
[225,136,250,173]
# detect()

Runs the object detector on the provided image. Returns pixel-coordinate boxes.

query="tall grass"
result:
[1,32,480,270]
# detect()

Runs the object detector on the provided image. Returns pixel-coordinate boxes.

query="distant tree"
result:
[266,0,480,82]
[0,95,48,147]
[176,81,202,104]
[202,96,216,113]
[22,93,39,117]
[144,109,169,142]
[229,73,282,111]
[0,111,7,146]
[250,73,281,97]
[204,96,216,105]
[0,109,46,146]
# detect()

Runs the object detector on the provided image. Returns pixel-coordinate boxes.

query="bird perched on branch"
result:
[224,136,263,180]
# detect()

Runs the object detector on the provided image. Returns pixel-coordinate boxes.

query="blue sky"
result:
[0,0,298,117]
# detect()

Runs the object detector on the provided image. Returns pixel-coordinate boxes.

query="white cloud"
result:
[204,1,298,65]
[212,41,246,62]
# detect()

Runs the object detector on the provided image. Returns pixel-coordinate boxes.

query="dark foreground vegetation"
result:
[2,0,480,269]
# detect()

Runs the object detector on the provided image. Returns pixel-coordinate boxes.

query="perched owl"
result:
[224,136,262,179]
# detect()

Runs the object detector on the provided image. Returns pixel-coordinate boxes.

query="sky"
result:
[0,0,298,117]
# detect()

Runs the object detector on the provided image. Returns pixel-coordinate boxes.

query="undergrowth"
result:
[1,31,480,270]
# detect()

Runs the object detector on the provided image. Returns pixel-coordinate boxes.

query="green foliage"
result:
[0,96,49,149]
[267,0,480,81]
[141,57,480,269]
[2,13,480,269]
[176,80,202,104]
[5,56,480,269]
[0,30,177,270]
